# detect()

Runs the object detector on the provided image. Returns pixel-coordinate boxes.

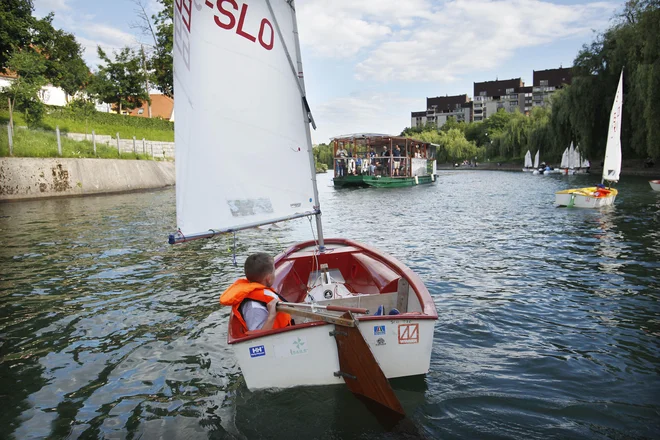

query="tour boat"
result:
[168,0,437,415]
[556,71,623,208]
[332,134,437,188]
[650,180,660,191]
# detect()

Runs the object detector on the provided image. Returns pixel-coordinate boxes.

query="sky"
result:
[33,0,624,144]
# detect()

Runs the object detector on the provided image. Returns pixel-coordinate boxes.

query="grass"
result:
[1,125,153,160]
[0,109,174,142]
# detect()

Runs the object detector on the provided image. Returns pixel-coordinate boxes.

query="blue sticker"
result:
[249,345,266,358]
[374,325,386,335]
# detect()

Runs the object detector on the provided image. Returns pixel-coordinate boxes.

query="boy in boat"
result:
[220,253,292,332]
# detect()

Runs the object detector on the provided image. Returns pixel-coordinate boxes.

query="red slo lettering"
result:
[213,1,274,51]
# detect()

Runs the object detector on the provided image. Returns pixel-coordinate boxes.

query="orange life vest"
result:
[219,278,292,331]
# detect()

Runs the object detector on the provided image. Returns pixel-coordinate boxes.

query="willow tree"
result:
[559,0,660,159]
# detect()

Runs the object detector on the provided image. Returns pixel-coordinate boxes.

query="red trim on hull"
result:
[226,238,437,344]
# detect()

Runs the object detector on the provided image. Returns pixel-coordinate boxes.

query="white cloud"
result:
[297,0,432,58]
[298,0,617,81]
[311,93,418,144]
[74,25,138,69]
[33,0,70,12]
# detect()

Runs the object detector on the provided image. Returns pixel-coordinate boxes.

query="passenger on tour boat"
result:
[382,146,391,176]
[369,149,377,175]
[392,145,401,176]
[220,253,292,332]
[336,145,347,177]
[347,152,356,175]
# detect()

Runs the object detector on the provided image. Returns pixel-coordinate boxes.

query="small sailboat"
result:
[560,147,569,174]
[168,0,436,415]
[556,70,623,208]
[532,150,541,175]
[522,150,533,172]
[650,180,660,191]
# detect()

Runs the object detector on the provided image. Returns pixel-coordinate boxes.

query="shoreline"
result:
[436,162,659,177]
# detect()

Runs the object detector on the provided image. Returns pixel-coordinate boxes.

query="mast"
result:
[287,0,325,250]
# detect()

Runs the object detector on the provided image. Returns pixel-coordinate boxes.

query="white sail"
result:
[524,150,533,168]
[574,146,581,169]
[603,71,623,183]
[568,142,575,169]
[560,148,569,168]
[533,150,540,168]
[173,1,317,237]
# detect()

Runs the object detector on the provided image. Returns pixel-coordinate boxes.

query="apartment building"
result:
[410,94,472,128]
[473,78,524,122]
[409,67,572,127]
[532,67,572,108]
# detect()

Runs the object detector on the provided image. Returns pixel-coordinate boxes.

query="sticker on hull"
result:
[398,323,419,344]
[249,345,266,358]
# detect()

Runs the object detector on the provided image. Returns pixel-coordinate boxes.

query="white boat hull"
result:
[227,238,438,391]
[555,187,618,208]
[233,318,435,390]
[650,180,660,191]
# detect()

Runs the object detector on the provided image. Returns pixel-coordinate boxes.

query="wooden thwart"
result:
[332,313,406,417]
[276,305,355,327]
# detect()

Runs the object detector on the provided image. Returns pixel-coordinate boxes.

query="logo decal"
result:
[249,345,265,358]
[374,325,386,335]
[290,337,308,356]
[376,338,386,346]
[398,323,419,344]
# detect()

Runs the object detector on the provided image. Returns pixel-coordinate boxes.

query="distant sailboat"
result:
[523,150,533,172]
[532,150,541,175]
[560,147,569,170]
[556,70,623,208]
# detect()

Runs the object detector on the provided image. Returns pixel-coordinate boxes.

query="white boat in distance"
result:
[532,150,541,174]
[523,150,533,172]
[168,0,437,415]
[556,70,624,208]
[650,180,660,191]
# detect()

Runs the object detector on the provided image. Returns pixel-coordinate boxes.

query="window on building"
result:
[540,80,548,86]
[137,108,144,115]
[480,91,486,96]
[506,88,514,94]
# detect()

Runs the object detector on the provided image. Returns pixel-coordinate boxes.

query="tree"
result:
[5,49,47,126]
[91,46,150,114]
[464,121,488,146]
[32,14,89,99]
[440,116,466,133]
[0,0,34,73]
[151,0,173,97]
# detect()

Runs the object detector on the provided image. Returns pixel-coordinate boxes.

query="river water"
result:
[1,171,659,440]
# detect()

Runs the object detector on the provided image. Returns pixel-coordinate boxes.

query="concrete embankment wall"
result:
[0,157,175,201]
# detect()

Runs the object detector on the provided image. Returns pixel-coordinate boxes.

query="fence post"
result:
[56,125,62,156]
[133,136,136,154]
[116,132,120,156]
[92,130,96,155]
[142,138,146,155]
[7,123,13,155]
[150,144,153,159]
